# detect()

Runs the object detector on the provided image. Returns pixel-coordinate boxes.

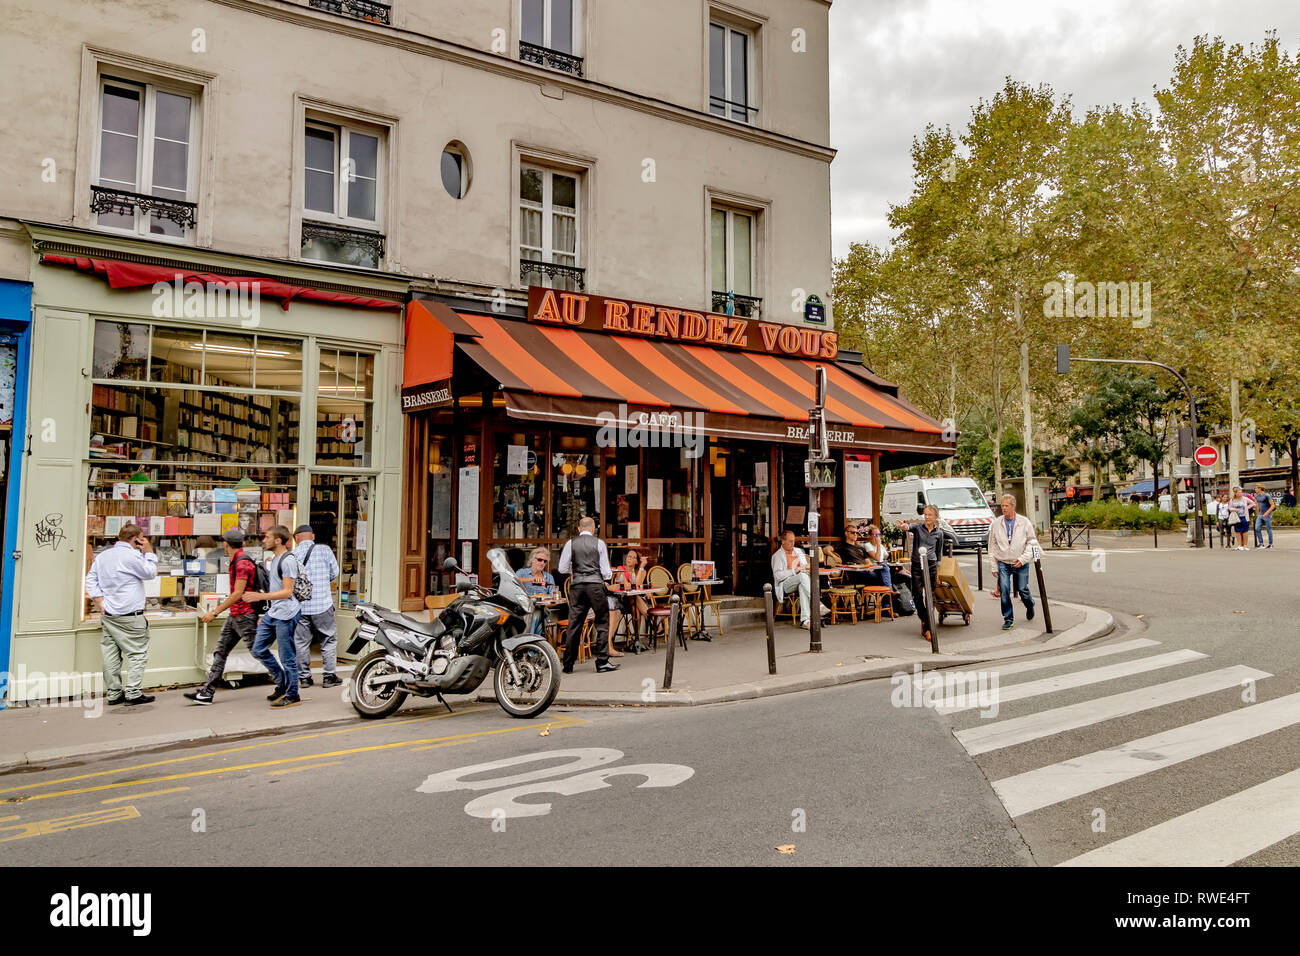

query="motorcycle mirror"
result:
[455,580,475,592]
[443,557,459,571]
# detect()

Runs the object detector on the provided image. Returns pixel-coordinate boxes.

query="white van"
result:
[882,476,995,549]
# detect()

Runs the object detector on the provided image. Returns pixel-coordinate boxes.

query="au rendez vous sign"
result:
[527,287,838,360]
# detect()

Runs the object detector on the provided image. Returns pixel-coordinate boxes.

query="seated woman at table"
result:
[515,547,557,635]
[607,548,649,654]
[859,524,893,589]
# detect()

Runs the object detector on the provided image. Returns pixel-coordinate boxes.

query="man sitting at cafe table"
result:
[840,523,893,590]
[771,530,831,628]
[515,547,557,635]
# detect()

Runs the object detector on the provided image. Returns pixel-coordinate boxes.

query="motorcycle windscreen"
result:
[486,547,532,613]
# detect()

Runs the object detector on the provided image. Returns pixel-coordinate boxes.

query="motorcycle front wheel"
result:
[494,641,562,719]
[350,648,409,720]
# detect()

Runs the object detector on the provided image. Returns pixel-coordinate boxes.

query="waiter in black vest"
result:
[557,516,619,674]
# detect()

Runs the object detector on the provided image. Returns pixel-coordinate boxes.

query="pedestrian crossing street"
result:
[916,637,1299,866]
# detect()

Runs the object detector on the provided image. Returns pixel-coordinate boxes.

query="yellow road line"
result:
[267,761,342,775]
[0,814,18,822]
[101,787,189,804]
[0,704,491,797]
[7,714,586,805]
[409,740,475,752]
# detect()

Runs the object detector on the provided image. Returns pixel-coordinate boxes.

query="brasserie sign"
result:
[528,287,838,360]
[401,379,453,413]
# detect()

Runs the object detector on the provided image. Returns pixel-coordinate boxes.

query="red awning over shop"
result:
[402,299,456,389]
[408,302,952,463]
[40,255,402,311]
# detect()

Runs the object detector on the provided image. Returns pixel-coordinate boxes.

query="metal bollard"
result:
[975,543,984,591]
[663,594,680,690]
[763,583,777,675]
[1033,558,1053,633]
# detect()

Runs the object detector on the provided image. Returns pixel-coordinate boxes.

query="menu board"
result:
[457,466,480,539]
[845,459,874,520]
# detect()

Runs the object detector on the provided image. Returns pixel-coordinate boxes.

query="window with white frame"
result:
[709,21,754,123]
[711,204,759,316]
[520,165,582,291]
[520,0,583,76]
[301,118,385,269]
[93,76,198,240]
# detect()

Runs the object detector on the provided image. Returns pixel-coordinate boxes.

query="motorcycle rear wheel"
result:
[351,649,409,720]
[494,641,562,719]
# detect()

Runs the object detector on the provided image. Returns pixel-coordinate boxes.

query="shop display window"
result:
[492,431,545,540]
[83,464,298,620]
[551,435,598,541]
[317,348,374,467]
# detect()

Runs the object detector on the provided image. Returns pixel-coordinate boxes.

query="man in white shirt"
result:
[291,524,341,689]
[987,494,1040,630]
[770,530,830,628]
[84,523,158,705]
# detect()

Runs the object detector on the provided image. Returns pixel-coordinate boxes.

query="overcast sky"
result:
[828,0,1300,259]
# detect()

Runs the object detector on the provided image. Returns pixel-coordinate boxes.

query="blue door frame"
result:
[0,280,33,709]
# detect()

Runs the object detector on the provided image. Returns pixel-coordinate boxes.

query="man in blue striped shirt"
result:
[292,524,341,688]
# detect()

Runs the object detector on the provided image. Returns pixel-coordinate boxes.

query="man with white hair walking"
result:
[988,494,1040,630]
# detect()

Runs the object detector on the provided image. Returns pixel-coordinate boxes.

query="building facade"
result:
[0,0,951,702]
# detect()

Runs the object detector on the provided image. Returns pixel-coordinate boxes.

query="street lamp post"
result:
[1056,346,1205,547]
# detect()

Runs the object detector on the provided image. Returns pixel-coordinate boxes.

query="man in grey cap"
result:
[292,523,342,688]
[184,529,262,705]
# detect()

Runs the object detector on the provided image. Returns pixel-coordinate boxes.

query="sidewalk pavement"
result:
[0,588,1112,772]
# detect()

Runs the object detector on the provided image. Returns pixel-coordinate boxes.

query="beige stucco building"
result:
[0,0,836,700]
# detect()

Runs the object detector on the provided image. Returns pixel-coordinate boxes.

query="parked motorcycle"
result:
[345,548,561,720]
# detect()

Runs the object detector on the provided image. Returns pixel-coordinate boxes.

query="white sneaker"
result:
[799,619,810,628]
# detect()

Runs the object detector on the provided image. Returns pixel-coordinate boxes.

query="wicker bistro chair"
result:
[675,563,704,636]
[699,581,725,635]
[643,565,685,650]
[825,569,859,625]
[559,578,594,663]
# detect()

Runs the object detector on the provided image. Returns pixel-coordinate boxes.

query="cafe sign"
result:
[527,287,838,360]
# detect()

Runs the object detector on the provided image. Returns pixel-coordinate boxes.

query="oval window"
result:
[441,142,470,199]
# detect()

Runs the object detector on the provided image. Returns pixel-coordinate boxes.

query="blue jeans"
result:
[1255,513,1273,546]
[253,614,300,697]
[852,565,893,589]
[997,562,1034,624]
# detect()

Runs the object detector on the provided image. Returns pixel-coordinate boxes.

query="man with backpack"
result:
[243,524,305,708]
[291,524,342,689]
[184,529,264,705]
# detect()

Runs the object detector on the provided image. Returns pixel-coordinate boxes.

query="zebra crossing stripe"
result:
[955,665,1271,755]
[934,649,1207,714]
[913,639,1160,693]
[1058,767,1300,866]
[993,691,1300,817]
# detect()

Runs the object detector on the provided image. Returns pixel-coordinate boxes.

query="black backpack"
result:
[237,556,271,615]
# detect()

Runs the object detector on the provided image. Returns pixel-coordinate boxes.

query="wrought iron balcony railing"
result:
[308,0,391,25]
[712,291,762,319]
[301,220,386,269]
[519,40,585,77]
[520,259,585,291]
[709,95,758,123]
[90,186,198,230]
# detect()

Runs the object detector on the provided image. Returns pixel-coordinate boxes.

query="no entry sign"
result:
[1194,445,1219,467]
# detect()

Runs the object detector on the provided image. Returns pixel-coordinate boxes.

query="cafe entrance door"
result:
[709,443,774,595]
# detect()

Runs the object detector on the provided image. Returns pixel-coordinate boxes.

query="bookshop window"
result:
[551,434,598,541]
[492,430,545,540]
[318,348,374,467]
[84,464,299,620]
[90,321,303,465]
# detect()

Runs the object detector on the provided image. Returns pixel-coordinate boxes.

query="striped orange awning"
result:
[419,306,952,463]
